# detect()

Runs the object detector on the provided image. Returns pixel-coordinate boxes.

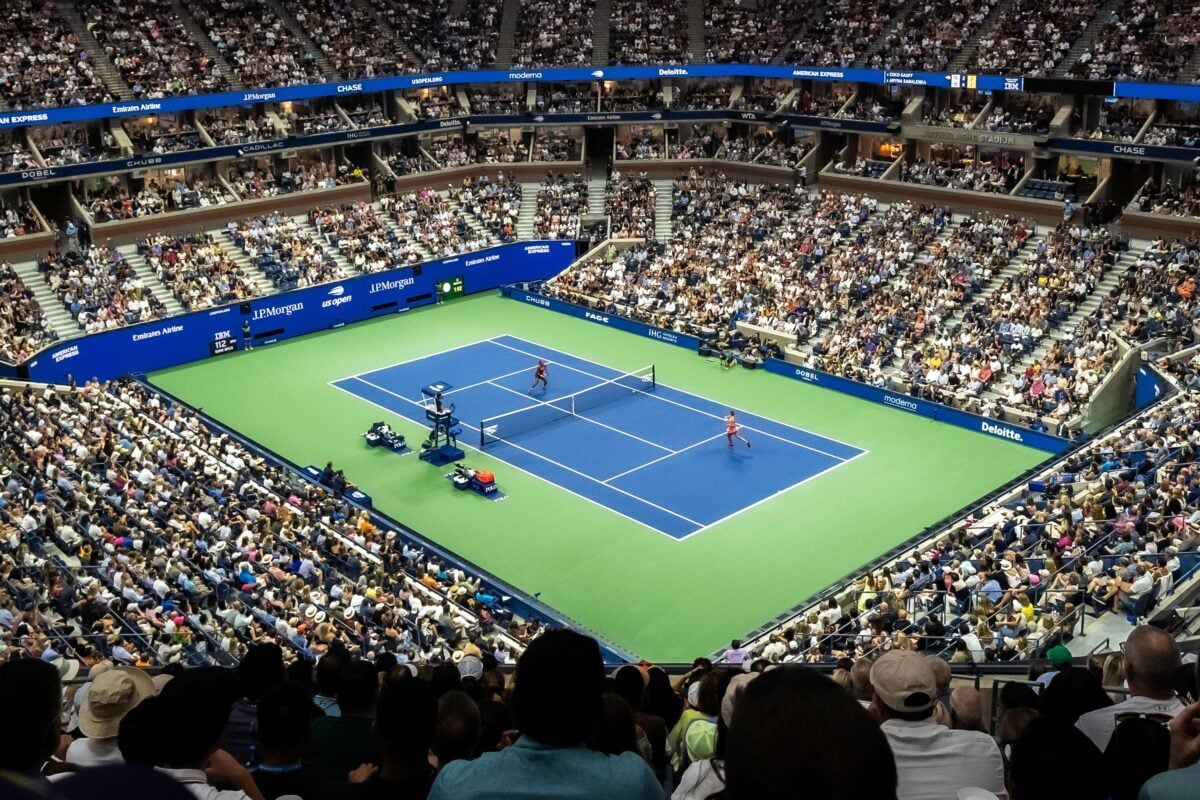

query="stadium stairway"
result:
[854,0,923,68]
[169,0,247,90]
[591,0,611,66]
[653,178,675,243]
[9,258,80,342]
[494,0,522,68]
[58,2,136,101]
[948,0,1015,72]
[686,0,707,62]
[119,243,186,318]
[586,173,608,216]
[355,0,423,72]
[515,182,542,239]
[222,236,279,297]
[1053,0,1122,78]
[441,191,499,247]
[1182,45,1200,83]
[261,0,340,80]
[374,202,437,262]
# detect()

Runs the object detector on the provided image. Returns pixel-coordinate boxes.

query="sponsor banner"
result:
[508,291,701,351]
[760,359,1069,453]
[1047,137,1199,164]
[24,240,575,383]
[1136,366,1168,411]
[0,64,1191,132]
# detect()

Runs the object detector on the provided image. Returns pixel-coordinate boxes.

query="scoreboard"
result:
[438,276,465,300]
[210,329,237,355]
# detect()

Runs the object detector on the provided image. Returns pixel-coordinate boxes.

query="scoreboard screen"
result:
[438,276,465,300]
[210,329,237,356]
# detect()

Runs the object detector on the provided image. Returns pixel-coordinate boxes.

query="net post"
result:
[651,365,656,389]
[479,424,485,449]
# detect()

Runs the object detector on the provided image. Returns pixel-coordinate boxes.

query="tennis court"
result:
[330,335,866,539]
[150,295,1047,661]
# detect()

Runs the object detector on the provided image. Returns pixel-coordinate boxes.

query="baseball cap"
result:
[870,650,937,713]
[1046,645,1072,667]
[457,655,484,680]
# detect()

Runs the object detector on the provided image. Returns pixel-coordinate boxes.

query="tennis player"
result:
[726,410,751,448]
[529,359,549,394]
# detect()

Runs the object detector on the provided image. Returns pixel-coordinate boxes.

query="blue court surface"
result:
[329,335,866,539]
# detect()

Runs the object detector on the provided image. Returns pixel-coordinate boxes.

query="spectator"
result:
[305,659,381,783]
[1076,625,1184,751]
[948,687,986,733]
[1140,699,1200,799]
[250,682,322,800]
[223,643,285,766]
[68,666,157,767]
[720,666,897,799]
[156,668,264,800]
[870,650,1005,798]
[1008,715,1108,799]
[319,674,439,799]
[436,690,482,766]
[428,629,660,800]
[0,658,62,783]
[313,652,342,717]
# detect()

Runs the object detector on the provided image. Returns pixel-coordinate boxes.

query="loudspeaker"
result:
[240,301,252,315]
[413,264,422,276]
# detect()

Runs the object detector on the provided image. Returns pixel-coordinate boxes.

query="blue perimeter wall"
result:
[18,241,576,384]
[504,289,1072,455]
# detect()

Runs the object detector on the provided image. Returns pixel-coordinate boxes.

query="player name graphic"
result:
[980,421,1024,442]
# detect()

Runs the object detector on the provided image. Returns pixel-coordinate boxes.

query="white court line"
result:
[326,380,690,540]
[328,336,505,386]
[602,432,727,483]
[343,376,705,529]
[436,365,540,401]
[489,337,861,461]
[674,449,872,541]
[483,379,675,454]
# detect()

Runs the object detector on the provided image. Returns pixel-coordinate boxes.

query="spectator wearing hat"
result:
[1076,626,1184,752]
[870,650,1005,799]
[1034,645,1074,690]
[429,630,660,800]
[67,666,156,767]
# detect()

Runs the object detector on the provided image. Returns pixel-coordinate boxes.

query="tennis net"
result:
[480,365,656,447]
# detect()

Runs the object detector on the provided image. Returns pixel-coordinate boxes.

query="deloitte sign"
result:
[980,420,1024,443]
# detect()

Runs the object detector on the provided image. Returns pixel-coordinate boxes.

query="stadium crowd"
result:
[79,1,230,98]
[39,246,167,334]
[511,0,595,68]
[609,0,689,65]
[311,201,423,271]
[706,0,804,64]
[376,0,500,72]
[533,173,589,240]
[227,213,346,290]
[140,233,264,312]
[451,174,522,244]
[1069,0,1200,81]
[0,1,114,109]
[967,0,1102,76]
[190,0,323,88]
[0,261,54,363]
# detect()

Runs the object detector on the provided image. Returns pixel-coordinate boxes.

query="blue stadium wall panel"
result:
[507,290,1071,454]
[23,241,576,384]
